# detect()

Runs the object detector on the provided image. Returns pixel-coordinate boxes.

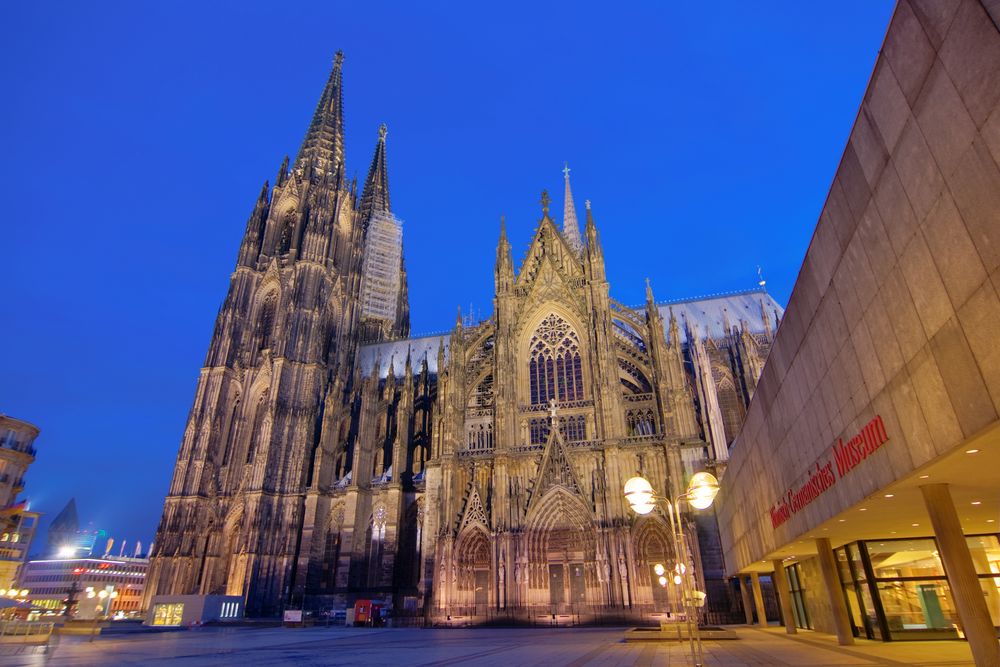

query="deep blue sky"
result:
[2,1,895,550]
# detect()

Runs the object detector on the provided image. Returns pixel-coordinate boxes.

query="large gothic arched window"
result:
[528,314,584,405]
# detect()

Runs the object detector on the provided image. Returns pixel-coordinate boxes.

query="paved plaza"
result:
[1,625,982,666]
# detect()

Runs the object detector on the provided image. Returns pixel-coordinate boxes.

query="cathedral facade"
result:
[145,54,782,622]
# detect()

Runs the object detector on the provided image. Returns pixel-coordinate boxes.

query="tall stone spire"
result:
[357,123,407,343]
[561,163,584,255]
[294,51,345,179]
[358,123,391,226]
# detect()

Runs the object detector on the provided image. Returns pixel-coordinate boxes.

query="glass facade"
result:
[786,563,811,630]
[834,534,1000,641]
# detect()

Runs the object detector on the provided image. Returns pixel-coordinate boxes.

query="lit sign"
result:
[769,415,889,529]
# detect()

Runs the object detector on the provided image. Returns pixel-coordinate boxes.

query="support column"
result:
[739,576,754,624]
[750,572,768,628]
[771,560,797,635]
[921,483,1000,667]
[815,537,854,646]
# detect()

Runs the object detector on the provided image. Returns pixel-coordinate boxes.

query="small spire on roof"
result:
[757,265,766,289]
[540,190,551,217]
[760,299,772,337]
[561,163,584,255]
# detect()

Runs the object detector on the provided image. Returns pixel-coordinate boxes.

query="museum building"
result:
[718,1,1000,664]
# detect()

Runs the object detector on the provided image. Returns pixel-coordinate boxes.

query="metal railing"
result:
[0,620,54,641]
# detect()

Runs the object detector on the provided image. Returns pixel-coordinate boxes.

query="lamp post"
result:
[624,471,719,667]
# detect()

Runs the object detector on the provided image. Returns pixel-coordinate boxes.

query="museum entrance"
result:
[834,535,1000,641]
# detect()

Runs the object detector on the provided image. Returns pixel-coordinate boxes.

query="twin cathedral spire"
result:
[234,52,408,342]
[295,51,346,180]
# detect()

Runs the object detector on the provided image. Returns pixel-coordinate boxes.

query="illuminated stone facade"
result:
[145,53,782,620]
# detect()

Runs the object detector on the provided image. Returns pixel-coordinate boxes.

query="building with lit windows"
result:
[0,512,39,590]
[18,556,148,619]
[718,1,1000,664]
[0,414,41,590]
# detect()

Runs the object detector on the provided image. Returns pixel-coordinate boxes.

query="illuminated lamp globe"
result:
[110,591,119,599]
[624,476,656,514]
[98,590,108,599]
[57,546,75,559]
[0,590,5,597]
[632,501,656,515]
[673,574,682,585]
[653,563,666,577]
[658,576,667,586]
[19,590,28,598]
[686,471,720,510]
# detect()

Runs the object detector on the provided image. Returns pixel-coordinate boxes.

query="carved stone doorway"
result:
[548,564,565,605]
[474,570,489,607]
[569,563,586,604]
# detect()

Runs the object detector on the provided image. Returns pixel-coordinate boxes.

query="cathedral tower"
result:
[145,53,407,616]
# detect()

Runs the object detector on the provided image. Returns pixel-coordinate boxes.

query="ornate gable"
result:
[515,244,589,332]
[458,484,489,532]
[528,424,587,509]
[515,216,584,291]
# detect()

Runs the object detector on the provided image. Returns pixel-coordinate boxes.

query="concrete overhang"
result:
[736,420,1000,574]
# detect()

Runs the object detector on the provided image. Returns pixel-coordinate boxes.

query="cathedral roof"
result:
[653,288,784,343]
[357,288,783,378]
[358,333,449,379]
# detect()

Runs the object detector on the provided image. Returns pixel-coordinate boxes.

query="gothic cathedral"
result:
[145,54,782,622]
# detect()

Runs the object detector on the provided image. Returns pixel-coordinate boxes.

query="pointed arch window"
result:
[528,314,584,405]
[220,398,241,465]
[257,294,277,351]
[246,392,268,464]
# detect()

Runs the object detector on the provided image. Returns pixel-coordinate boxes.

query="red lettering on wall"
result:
[769,415,889,530]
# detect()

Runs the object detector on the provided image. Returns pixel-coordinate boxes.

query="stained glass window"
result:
[528,314,584,405]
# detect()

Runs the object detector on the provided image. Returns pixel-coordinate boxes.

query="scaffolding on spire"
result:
[360,210,404,325]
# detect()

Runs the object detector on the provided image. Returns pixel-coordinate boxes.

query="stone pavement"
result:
[0,624,981,666]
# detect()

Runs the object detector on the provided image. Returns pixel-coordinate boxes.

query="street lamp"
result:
[624,471,719,667]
